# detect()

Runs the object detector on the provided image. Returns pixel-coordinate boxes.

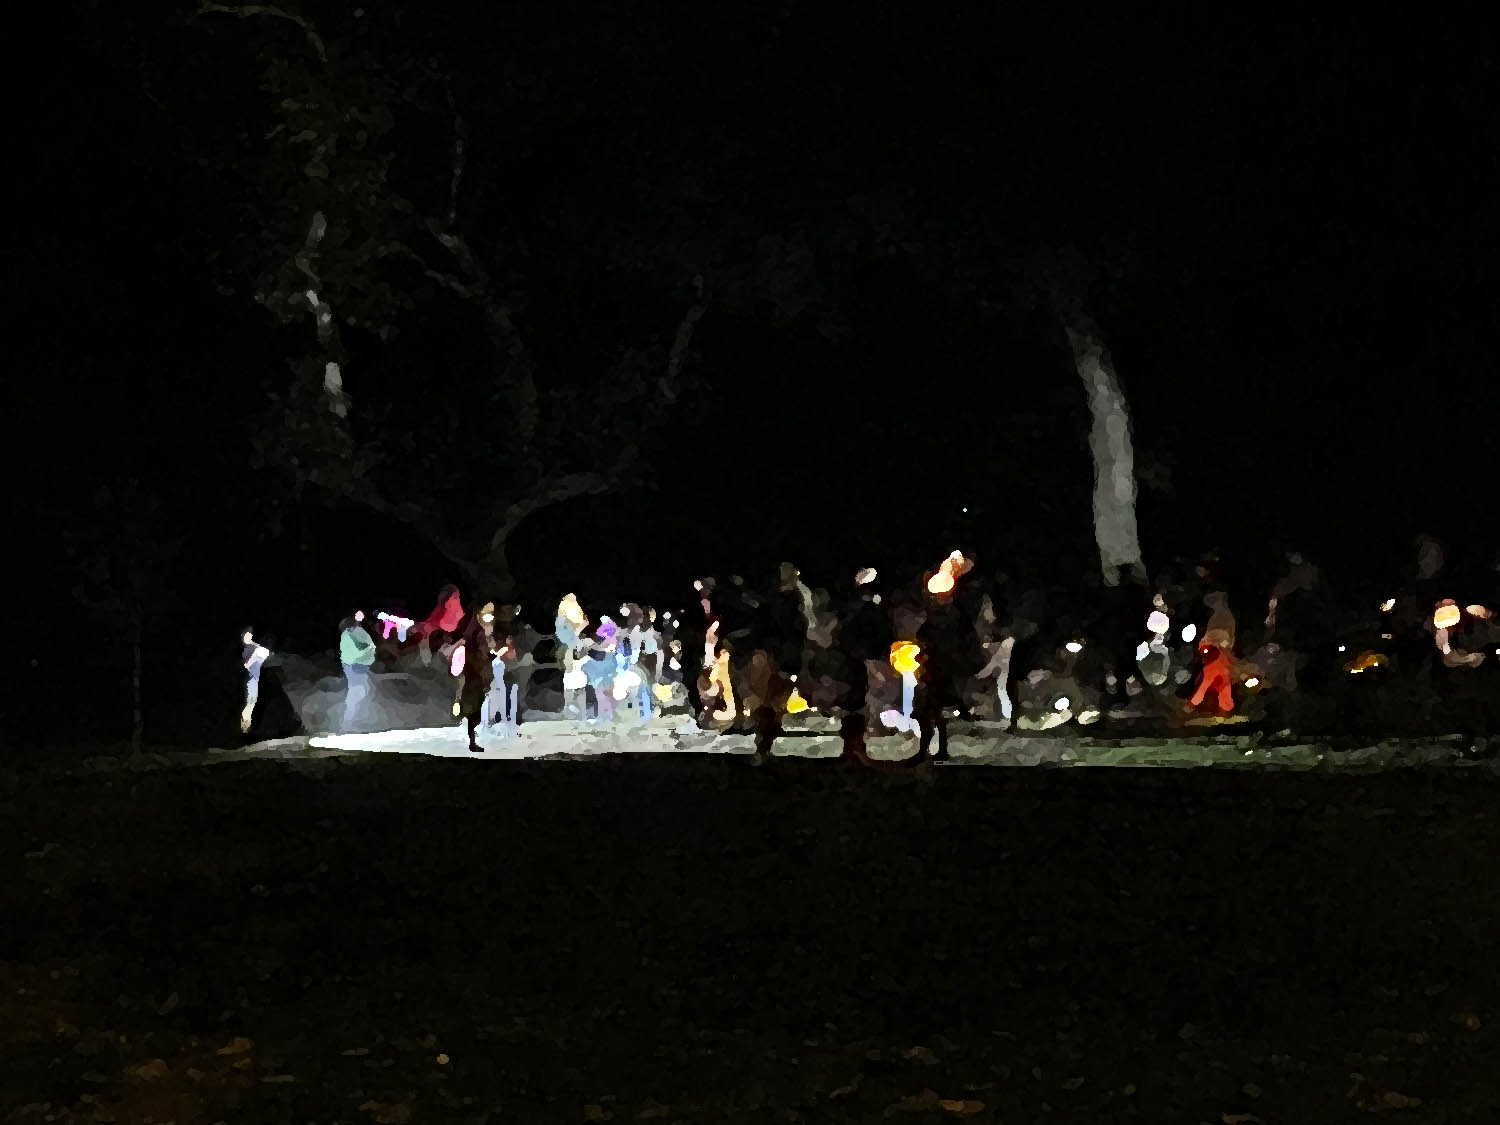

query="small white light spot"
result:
[1338,645,1346,653]
[1380,598,1396,612]
[1054,697,1071,712]
[1135,642,1150,661]
[1064,641,1084,654]
[1181,624,1198,644]
[1245,677,1260,688]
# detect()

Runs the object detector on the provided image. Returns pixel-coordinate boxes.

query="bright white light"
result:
[1380,598,1396,612]
[1245,677,1260,688]
[1338,645,1346,653]
[1181,624,1197,644]
[1054,697,1071,712]
[1078,709,1101,725]
[1135,642,1150,661]
[1147,610,1170,636]
[354,610,365,622]
[1064,641,1084,654]
[961,507,969,513]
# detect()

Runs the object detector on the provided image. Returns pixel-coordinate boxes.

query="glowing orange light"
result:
[1433,602,1461,630]
[926,570,955,595]
[1343,650,1389,674]
[889,641,921,675]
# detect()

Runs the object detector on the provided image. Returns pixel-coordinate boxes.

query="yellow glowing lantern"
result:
[1433,602,1461,630]
[651,682,674,704]
[1465,604,1491,619]
[889,641,921,675]
[785,689,809,714]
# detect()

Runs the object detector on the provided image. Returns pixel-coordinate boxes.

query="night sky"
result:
[17,7,1499,739]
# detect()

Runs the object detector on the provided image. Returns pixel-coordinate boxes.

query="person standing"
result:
[453,605,494,752]
[240,628,270,735]
[339,613,377,731]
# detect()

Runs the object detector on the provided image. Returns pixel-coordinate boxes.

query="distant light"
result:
[1054,697,1071,712]
[1433,602,1461,630]
[952,709,961,718]
[1064,641,1084,654]
[856,567,878,586]
[961,507,969,513]
[1181,624,1198,644]
[1381,633,1393,640]
[927,570,955,595]
[1338,645,1347,652]
[873,595,882,605]
[1147,610,1170,636]
[1465,604,1491,619]
[1135,642,1150,661]
[1245,677,1260,688]
[1380,598,1396,612]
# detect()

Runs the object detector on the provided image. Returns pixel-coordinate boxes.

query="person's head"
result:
[354,609,365,623]
[339,616,355,634]
[242,628,254,645]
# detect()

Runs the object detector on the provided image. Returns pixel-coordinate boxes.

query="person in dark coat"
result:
[834,567,891,759]
[909,597,983,763]
[453,607,494,752]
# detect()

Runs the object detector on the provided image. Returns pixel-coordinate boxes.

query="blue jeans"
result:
[342,664,372,731]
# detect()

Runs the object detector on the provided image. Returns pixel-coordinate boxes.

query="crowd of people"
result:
[240,535,1498,758]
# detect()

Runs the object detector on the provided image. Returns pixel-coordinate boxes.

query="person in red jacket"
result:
[1190,592,1238,713]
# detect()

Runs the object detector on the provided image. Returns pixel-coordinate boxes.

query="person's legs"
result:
[639,680,654,722]
[839,711,868,761]
[1214,672,1234,713]
[241,678,259,734]
[341,665,359,731]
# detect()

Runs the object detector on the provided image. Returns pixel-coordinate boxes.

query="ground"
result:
[3,742,1498,1123]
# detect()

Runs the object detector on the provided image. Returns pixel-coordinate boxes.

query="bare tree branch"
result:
[197,2,327,63]
[659,274,708,404]
[487,462,634,557]
[443,81,468,230]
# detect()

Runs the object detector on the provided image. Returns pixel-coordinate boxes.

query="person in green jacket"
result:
[339,611,377,731]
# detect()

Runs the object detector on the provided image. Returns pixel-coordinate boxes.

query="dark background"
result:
[14,5,1499,744]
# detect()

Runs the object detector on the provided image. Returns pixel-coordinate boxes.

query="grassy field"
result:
[3,752,1498,1122]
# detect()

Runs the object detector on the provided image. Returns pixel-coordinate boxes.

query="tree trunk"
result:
[130,606,144,757]
[468,539,518,604]
[1061,313,1146,588]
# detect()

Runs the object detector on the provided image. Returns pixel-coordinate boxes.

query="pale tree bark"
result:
[1059,308,1146,588]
